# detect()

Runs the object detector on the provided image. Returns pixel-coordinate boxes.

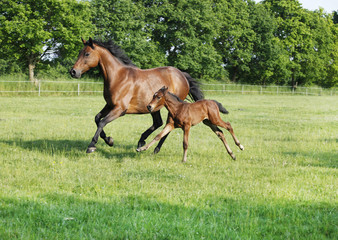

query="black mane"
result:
[91,39,136,67]
[168,92,185,103]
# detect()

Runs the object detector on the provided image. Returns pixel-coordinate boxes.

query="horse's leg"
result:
[95,104,114,147]
[87,107,125,153]
[203,119,236,160]
[137,111,163,148]
[182,126,191,163]
[136,123,174,152]
[153,133,169,154]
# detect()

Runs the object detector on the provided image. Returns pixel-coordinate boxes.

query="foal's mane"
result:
[91,39,136,67]
[167,92,185,103]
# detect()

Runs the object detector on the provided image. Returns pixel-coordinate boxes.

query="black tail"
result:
[213,100,229,114]
[182,72,204,102]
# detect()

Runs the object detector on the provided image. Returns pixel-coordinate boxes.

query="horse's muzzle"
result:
[147,105,153,112]
[69,68,81,78]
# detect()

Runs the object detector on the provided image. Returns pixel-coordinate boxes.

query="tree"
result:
[150,0,227,81]
[301,9,337,87]
[262,0,337,88]
[243,2,289,85]
[91,0,227,81]
[213,0,256,83]
[0,0,94,83]
[333,10,338,24]
[91,0,167,69]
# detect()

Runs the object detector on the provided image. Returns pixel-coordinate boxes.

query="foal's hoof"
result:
[136,147,146,152]
[86,147,97,154]
[105,137,114,147]
[239,144,244,151]
[231,153,236,161]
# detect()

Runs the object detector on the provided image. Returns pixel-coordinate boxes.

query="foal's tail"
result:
[182,72,204,102]
[213,100,229,114]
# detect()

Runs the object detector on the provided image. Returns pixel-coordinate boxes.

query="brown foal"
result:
[137,86,244,162]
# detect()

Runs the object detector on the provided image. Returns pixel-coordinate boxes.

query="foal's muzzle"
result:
[69,68,81,78]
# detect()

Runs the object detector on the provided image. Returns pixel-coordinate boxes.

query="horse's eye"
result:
[85,52,90,57]
[157,96,161,100]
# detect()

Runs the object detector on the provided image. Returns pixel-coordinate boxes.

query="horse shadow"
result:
[1,138,140,160]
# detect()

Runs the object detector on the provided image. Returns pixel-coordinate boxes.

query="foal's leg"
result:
[153,115,174,154]
[95,104,114,147]
[215,120,244,151]
[87,107,125,153]
[136,123,174,152]
[203,120,236,160]
[137,111,163,148]
[182,126,191,163]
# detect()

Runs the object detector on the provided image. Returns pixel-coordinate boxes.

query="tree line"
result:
[1,0,337,87]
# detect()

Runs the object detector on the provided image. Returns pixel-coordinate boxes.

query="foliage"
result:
[0,0,337,87]
[0,0,94,81]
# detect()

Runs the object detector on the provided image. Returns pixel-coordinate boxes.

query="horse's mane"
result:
[168,92,185,103]
[91,39,136,67]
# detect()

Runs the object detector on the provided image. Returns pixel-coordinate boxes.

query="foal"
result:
[137,86,244,162]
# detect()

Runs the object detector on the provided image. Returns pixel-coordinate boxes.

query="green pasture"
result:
[0,94,337,239]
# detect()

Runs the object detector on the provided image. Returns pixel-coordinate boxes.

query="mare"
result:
[137,87,244,162]
[70,38,203,154]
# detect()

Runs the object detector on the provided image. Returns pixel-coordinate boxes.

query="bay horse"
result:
[137,87,244,162]
[70,37,203,154]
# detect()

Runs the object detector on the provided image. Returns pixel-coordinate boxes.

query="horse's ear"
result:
[81,37,86,44]
[88,37,94,49]
[162,86,169,94]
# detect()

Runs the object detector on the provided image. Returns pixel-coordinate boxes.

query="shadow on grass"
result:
[283,150,337,168]
[1,138,140,160]
[0,193,335,239]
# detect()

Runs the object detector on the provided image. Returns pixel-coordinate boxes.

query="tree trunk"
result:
[28,61,38,85]
[231,66,238,82]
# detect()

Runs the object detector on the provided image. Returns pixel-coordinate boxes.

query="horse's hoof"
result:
[105,137,114,147]
[231,153,236,161]
[239,144,244,151]
[86,147,97,154]
[136,148,141,152]
[153,147,160,154]
[137,141,146,149]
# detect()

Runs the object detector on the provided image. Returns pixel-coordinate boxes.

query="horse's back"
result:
[126,66,190,114]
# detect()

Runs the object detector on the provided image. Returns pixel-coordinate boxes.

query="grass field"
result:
[0,94,337,239]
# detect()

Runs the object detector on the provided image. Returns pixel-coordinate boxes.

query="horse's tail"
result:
[213,100,229,114]
[182,72,204,102]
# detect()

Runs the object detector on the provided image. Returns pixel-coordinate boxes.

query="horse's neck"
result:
[98,47,125,85]
[164,94,183,117]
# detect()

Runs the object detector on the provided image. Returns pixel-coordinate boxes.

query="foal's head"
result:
[147,86,169,112]
[70,37,100,78]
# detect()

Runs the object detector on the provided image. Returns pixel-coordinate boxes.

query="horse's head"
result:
[70,37,100,78]
[147,86,168,112]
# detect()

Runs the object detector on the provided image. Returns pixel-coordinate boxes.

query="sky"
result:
[297,0,337,12]
[254,0,337,13]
